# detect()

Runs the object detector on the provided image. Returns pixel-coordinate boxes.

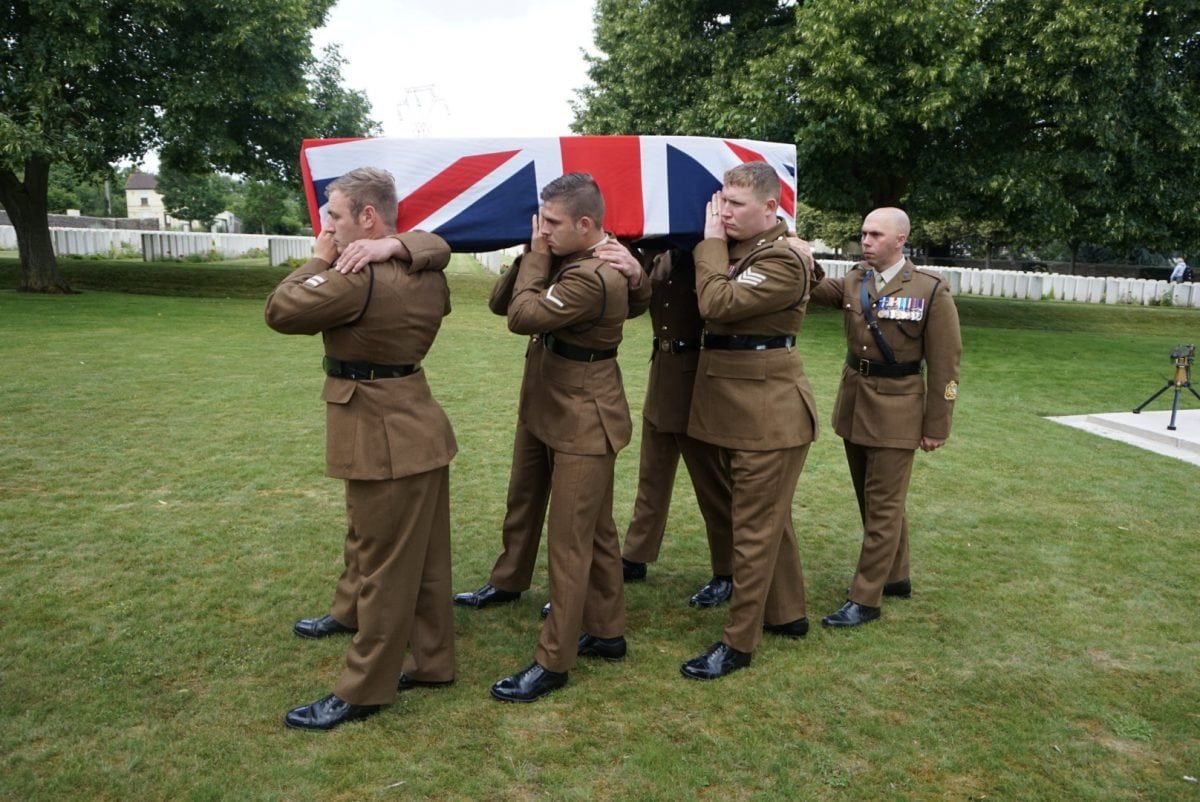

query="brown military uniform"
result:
[810,260,962,606]
[688,220,820,654]
[481,265,552,594]
[623,249,733,576]
[499,240,650,673]
[264,232,458,705]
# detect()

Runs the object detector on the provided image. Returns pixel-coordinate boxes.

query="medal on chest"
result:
[875,296,924,321]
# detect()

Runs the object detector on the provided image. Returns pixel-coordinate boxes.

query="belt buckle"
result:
[857,358,871,376]
[659,339,672,353]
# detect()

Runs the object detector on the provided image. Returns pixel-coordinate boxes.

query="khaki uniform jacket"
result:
[494,243,651,456]
[809,259,962,449]
[688,220,820,451]
[264,232,458,479]
[644,250,704,433]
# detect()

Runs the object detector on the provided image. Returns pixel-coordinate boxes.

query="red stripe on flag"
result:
[561,136,644,239]
[723,140,796,218]
[396,150,520,231]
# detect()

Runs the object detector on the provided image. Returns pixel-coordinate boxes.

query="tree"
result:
[46,163,128,218]
[0,2,377,292]
[573,0,1200,259]
[157,167,234,230]
[233,179,305,235]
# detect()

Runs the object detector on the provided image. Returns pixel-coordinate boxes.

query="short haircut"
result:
[326,167,398,229]
[724,161,780,203]
[540,172,605,226]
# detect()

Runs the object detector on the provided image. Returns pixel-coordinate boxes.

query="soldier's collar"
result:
[561,234,610,264]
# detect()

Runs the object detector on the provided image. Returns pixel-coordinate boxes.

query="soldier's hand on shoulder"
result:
[336,237,406,275]
[786,236,814,270]
[595,241,643,289]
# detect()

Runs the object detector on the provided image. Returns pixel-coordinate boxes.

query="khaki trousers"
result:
[622,416,734,576]
[329,467,454,705]
[843,440,914,608]
[720,445,810,654]
[487,419,552,593]
[534,448,626,673]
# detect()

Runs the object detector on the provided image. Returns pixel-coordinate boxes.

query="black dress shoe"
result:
[680,642,751,680]
[490,662,568,702]
[397,673,454,692]
[763,617,809,639]
[622,557,647,582]
[540,601,551,619]
[577,633,627,660]
[821,600,881,628]
[844,579,912,599]
[293,614,357,639]
[284,694,381,731]
[452,583,520,609]
[689,575,733,608]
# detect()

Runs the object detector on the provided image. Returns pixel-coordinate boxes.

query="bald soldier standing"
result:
[488,173,651,702]
[803,207,961,628]
[680,161,820,680]
[266,167,457,730]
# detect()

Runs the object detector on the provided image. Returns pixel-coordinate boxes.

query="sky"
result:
[312,0,599,139]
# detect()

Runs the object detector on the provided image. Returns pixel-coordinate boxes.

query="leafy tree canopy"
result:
[0,1,378,291]
[574,0,1200,259]
[157,167,235,229]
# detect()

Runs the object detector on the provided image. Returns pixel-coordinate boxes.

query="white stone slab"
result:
[1047,409,1200,467]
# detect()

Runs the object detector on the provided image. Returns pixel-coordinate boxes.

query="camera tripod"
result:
[1132,344,1199,431]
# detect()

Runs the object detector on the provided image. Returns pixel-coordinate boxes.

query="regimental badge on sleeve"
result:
[303,275,328,289]
[944,380,959,401]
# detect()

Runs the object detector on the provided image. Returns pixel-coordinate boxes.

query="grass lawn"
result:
[0,256,1197,800]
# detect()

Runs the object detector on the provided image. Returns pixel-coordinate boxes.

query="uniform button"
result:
[845,304,851,309]
[664,302,670,307]
[661,325,668,331]
[862,345,868,351]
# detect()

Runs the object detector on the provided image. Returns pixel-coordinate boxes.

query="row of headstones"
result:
[820,260,1199,308]
[474,246,525,273]
[0,225,313,266]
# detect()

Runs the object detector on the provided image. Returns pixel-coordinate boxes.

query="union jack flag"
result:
[300,136,797,251]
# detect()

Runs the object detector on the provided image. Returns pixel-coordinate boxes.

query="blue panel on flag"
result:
[434,161,539,251]
[667,145,722,248]
[312,177,336,207]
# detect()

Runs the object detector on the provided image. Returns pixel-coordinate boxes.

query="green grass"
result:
[1,257,1198,800]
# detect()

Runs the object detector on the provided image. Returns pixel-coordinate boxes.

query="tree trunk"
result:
[0,156,75,293]
[1069,242,1079,276]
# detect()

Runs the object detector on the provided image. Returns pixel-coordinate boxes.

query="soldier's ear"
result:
[359,204,379,229]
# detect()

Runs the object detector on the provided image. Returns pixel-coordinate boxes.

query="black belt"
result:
[703,333,795,351]
[323,356,420,380]
[652,336,701,354]
[541,332,617,363]
[845,353,922,378]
